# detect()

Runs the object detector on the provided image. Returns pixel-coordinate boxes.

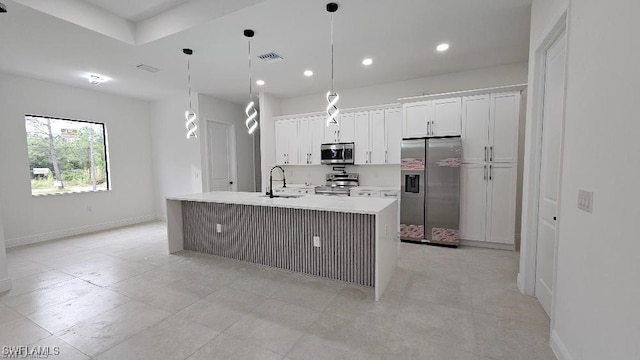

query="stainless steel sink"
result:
[259,194,304,199]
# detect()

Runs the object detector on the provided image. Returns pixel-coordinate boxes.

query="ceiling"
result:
[83,0,190,22]
[0,0,532,105]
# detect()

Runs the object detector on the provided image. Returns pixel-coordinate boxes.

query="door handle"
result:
[427,121,431,136]
[229,181,233,184]
[431,120,435,135]
[489,164,493,180]
[385,150,388,163]
[484,165,487,180]
[484,146,487,161]
[490,146,494,161]
[337,130,341,141]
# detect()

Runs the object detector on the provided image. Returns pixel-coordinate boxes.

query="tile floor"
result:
[1,222,556,360]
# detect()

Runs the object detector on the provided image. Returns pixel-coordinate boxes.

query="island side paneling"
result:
[181,201,376,287]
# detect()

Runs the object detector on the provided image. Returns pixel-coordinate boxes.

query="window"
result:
[25,115,110,196]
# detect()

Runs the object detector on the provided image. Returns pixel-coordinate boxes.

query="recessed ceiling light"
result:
[87,74,109,85]
[436,43,450,52]
[256,80,265,86]
[362,58,373,66]
[304,70,314,77]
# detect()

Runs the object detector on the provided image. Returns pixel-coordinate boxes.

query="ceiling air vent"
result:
[257,52,284,63]
[136,64,161,73]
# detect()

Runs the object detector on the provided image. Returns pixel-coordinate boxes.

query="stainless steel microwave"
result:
[320,143,355,165]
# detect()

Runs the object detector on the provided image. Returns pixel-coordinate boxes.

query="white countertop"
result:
[351,186,400,192]
[167,191,396,215]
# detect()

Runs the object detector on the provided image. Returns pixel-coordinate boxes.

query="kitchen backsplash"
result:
[281,164,400,187]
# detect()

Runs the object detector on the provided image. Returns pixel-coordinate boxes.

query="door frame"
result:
[518,9,569,306]
[203,119,238,192]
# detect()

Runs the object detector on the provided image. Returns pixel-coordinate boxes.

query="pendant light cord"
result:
[187,57,192,111]
[248,39,252,100]
[330,13,335,94]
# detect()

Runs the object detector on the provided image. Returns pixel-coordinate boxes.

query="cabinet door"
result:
[309,116,325,165]
[370,109,386,164]
[274,120,288,165]
[297,117,311,165]
[285,119,299,165]
[353,111,370,164]
[403,101,430,138]
[486,163,517,244]
[432,97,462,136]
[385,107,402,164]
[462,95,490,163]
[339,112,355,142]
[324,114,339,143]
[489,92,520,163]
[459,164,488,241]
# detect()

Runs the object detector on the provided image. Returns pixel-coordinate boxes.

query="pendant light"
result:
[183,48,198,139]
[244,29,259,135]
[325,2,340,127]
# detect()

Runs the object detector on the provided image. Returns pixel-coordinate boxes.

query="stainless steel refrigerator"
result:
[400,137,461,246]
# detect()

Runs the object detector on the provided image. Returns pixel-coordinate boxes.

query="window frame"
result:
[25,113,111,196]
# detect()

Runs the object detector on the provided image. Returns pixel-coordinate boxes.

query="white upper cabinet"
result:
[385,107,402,164]
[298,117,310,164]
[352,107,402,165]
[274,118,298,165]
[274,119,288,165]
[489,92,520,163]
[354,111,371,164]
[309,116,325,165]
[370,109,386,164]
[431,98,462,136]
[323,112,355,143]
[403,101,431,138]
[403,98,461,138]
[462,95,491,163]
[461,91,520,164]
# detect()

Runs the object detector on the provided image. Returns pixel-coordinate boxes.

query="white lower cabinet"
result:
[460,163,517,245]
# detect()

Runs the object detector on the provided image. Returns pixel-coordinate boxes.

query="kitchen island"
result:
[166,192,399,300]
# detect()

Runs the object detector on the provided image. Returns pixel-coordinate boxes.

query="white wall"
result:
[258,92,281,193]
[0,73,156,247]
[0,199,11,292]
[280,62,528,115]
[197,94,255,193]
[521,0,640,359]
[150,95,202,220]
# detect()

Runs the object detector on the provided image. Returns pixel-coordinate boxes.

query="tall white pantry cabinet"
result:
[459,91,521,247]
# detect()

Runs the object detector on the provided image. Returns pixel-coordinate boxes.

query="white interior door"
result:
[208,121,235,191]
[535,30,566,316]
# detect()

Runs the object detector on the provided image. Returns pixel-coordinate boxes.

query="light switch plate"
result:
[216,224,222,233]
[577,189,593,213]
[313,236,321,248]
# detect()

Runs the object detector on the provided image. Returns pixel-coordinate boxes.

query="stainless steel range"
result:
[314,172,359,196]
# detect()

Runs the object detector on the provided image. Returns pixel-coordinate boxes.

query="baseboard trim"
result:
[550,330,573,360]
[459,239,515,251]
[6,215,157,248]
[0,277,13,293]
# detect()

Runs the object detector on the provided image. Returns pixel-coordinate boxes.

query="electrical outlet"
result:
[577,189,594,213]
[313,236,321,248]
[216,224,222,233]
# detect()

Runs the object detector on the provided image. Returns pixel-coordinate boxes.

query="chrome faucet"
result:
[267,166,287,198]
